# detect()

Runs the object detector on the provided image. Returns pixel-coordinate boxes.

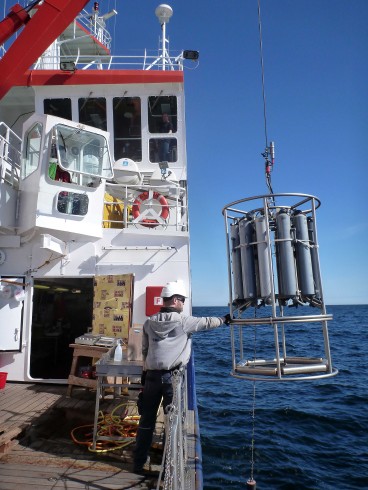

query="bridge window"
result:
[79,98,107,131]
[44,99,72,120]
[149,138,177,163]
[53,124,113,181]
[113,97,142,162]
[148,96,177,133]
[22,123,43,179]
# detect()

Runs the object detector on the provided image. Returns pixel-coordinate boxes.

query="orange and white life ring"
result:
[132,191,169,227]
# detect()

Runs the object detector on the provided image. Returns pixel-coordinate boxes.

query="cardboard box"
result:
[128,324,143,361]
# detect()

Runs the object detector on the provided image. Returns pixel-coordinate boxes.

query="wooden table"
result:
[66,343,110,397]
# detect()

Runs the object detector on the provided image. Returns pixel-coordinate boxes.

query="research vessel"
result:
[0,1,201,487]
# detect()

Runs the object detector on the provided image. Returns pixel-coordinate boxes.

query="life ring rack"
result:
[132,191,169,228]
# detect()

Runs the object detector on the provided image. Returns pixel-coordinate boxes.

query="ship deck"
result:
[0,382,163,489]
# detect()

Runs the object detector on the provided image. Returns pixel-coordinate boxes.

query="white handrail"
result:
[33,53,184,71]
[76,10,112,50]
[0,122,21,188]
[103,182,188,231]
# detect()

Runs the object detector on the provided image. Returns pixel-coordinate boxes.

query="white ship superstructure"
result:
[0,1,196,383]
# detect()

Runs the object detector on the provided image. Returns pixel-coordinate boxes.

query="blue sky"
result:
[102,0,367,305]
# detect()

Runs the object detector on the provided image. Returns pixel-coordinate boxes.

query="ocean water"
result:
[192,305,368,490]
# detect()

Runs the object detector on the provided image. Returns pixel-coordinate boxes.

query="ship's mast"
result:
[146,4,173,71]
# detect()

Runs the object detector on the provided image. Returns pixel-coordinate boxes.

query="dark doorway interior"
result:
[30,277,94,380]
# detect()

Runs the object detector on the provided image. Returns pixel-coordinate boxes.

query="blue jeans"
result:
[134,370,174,469]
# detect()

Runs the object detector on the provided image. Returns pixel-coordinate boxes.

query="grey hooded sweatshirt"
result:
[142,308,224,371]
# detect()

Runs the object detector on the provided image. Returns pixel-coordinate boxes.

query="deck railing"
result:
[0,122,21,189]
[76,9,112,50]
[103,183,188,232]
[32,6,185,72]
[158,368,191,490]
[1,5,186,71]
[33,52,185,72]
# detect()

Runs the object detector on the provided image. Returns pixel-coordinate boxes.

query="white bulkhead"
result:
[0,83,191,383]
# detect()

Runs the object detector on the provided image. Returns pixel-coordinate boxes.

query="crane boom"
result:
[0,0,90,101]
[0,3,30,45]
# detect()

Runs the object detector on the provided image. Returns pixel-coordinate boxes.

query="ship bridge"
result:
[0,3,197,240]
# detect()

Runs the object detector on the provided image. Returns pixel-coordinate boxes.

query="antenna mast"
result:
[155,4,173,71]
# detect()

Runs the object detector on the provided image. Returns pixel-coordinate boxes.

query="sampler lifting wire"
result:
[257,0,275,200]
[223,0,338,383]
[222,1,338,487]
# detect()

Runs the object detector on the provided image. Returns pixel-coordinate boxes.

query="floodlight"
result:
[60,61,76,72]
[183,50,199,61]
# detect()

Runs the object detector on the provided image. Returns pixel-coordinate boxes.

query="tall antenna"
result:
[155,4,173,71]
[145,4,174,71]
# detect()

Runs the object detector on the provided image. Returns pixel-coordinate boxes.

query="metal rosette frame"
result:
[222,193,338,382]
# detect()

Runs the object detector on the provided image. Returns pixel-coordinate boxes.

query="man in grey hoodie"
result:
[133,280,230,473]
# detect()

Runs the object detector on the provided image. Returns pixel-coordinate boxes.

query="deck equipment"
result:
[222,2,338,487]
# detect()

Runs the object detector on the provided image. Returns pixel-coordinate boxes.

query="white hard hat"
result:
[161,280,187,298]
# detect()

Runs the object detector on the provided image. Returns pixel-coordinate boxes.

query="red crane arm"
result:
[0,3,30,45]
[0,0,90,101]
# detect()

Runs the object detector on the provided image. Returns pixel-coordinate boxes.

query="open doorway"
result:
[30,277,94,380]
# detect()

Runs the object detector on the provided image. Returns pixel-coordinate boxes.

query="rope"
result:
[160,368,185,490]
[249,309,258,482]
[70,402,140,453]
[257,0,268,148]
[257,0,275,200]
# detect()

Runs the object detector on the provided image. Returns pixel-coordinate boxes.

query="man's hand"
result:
[223,313,232,325]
